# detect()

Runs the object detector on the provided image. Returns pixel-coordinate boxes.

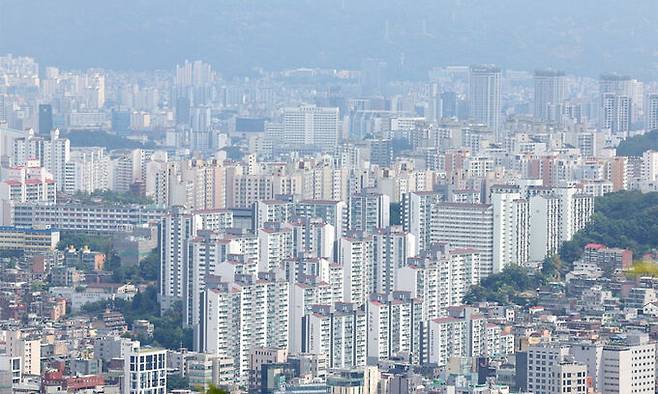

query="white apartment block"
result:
[255,199,294,230]
[491,189,529,272]
[184,231,239,328]
[281,106,340,147]
[341,234,373,305]
[348,191,390,233]
[295,199,348,252]
[195,208,233,232]
[427,307,505,366]
[528,187,593,261]
[642,150,658,182]
[288,217,335,261]
[372,226,416,294]
[301,303,366,370]
[64,147,110,194]
[289,274,334,353]
[201,273,288,386]
[12,129,70,191]
[401,191,442,253]
[123,345,167,394]
[366,292,423,364]
[434,202,495,277]
[398,244,480,319]
[258,225,294,272]
[154,159,225,210]
[160,207,199,311]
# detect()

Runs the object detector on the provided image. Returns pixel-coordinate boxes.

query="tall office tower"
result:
[526,345,588,394]
[123,344,167,394]
[372,226,416,294]
[360,58,387,96]
[348,191,390,233]
[398,244,480,320]
[434,202,494,277]
[281,106,340,147]
[258,224,294,272]
[469,65,502,138]
[160,207,199,311]
[534,70,565,122]
[647,94,658,131]
[401,191,442,253]
[366,292,423,364]
[201,272,289,386]
[601,93,632,135]
[185,231,237,330]
[341,233,373,305]
[369,139,393,168]
[441,91,458,118]
[491,188,529,272]
[288,217,335,260]
[301,303,367,370]
[38,104,53,135]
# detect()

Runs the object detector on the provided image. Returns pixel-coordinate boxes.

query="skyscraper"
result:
[469,65,502,139]
[38,104,53,135]
[534,70,565,122]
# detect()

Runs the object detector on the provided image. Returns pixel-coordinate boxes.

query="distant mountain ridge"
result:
[1,0,657,78]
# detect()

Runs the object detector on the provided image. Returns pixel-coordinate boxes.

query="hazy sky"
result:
[1,0,657,78]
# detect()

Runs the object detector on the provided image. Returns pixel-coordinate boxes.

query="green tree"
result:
[206,385,229,394]
[463,265,544,306]
[139,248,160,281]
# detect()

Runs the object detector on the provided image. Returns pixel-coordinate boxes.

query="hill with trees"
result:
[616,130,658,156]
[560,191,658,263]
